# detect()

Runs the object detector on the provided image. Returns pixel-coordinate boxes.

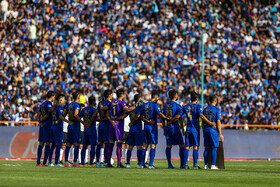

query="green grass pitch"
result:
[0,160,280,186]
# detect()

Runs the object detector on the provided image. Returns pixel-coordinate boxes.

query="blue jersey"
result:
[203,105,221,131]
[129,106,143,133]
[97,100,110,120]
[40,100,53,126]
[80,106,97,127]
[52,106,64,128]
[162,101,183,126]
[66,102,81,129]
[141,102,161,125]
[182,103,202,131]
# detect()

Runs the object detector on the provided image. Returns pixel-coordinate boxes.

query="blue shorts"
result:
[38,123,51,143]
[98,122,109,143]
[143,125,158,145]
[128,131,143,146]
[165,125,184,146]
[67,126,81,144]
[204,129,219,148]
[83,127,97,146]
[185,130,200,147]
[50,125,63,144]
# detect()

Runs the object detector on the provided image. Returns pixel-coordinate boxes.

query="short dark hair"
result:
[55,93,65,101]
[46,91,55,99]
[104,90,112,99]
[168,90,177,100]
[72,91,81,100]
[116,89,124,98]
[209,95,217,104]
[151,90,159,99]
[134,94,141,103]
[191,92,199,102]
[88,96,96,105]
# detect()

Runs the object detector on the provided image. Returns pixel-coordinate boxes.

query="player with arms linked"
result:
[64,91,84,167]
[79,96,100,167]
[203,95,224,170]
[95,90,113,167]
[182,92,216,169]
[162,90,185,169]
[102,89,138,168]
[126,94,144,169]
[141,91,170,168]
[50,94,73,167]
[36,91,55,166]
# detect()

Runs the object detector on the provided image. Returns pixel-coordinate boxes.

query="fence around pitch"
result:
[0,121,279,130]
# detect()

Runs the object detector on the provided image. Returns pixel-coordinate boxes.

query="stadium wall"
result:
[0,127,279,159]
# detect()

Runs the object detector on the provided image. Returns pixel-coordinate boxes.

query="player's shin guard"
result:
[107,143,114,165]
[116,142,122,165]
[73,146,79,164]
[43,145,50,165]
[165,147,172,167]
[55,145,61,165]
[37,145,43,165]
[185,149,189,165]
[149,148,155,167]
[90,145,96,165]
[211,148,217,166]
[142,149,146,166]
[137,150,142,165]
[96,144,102,163]
[126,150,132,165]
[179,147,185,167]
[78,148,82,164]
[204,148,210,166]
[59,149,64,161]
[49,144,56,164]
[81,146,87,165]
[65,146,70,163]
[104,143,109,163]
[193,149,199,166]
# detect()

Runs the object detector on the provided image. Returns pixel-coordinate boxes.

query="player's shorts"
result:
[143,125,158,145]
[123,132,129,144]
[83,127,97,146]
[38,123,51,143]
[50,125,63,144]
[109,121,124,141]
[204,128,219,148]
[185,130,200,147]
[128,131,143,146]
[165,125,184,146]
[63,132,67,145]
[80,131,84,145]
[67,126,81,144]
[98,122,109,143]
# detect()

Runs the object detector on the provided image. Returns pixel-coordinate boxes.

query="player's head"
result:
[56,93,65,106]
[46,91,55,101]
[134,93,141,104]
[191,92,199,103]
[209,95,218,105]
[104,90,113,100]
[151,90,159,99]
[88,95,96,106]
[72,91,81,102]
[116,89,124,99]
[168,90,177,101]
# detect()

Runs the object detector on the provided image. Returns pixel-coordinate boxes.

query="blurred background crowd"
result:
[0,0,279,129]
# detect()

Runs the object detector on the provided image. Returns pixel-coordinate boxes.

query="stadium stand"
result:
[0,0,279,128]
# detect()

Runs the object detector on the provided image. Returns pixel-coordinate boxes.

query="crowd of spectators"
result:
[0,0,279,129]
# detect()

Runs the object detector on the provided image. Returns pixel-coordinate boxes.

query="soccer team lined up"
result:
[37,89,224,169]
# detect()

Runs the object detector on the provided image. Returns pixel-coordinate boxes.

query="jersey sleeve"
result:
[75,103,81,111]
[46,102,52,111]
[217,109,221,120]
[136,106,142,115]
[197,105,203,115]
[177,105,183,116]
[58,107,64,116]
[155,103,161,114]
[121,101,127,108]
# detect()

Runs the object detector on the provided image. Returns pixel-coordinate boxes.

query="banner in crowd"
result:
[0,127,279,159]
